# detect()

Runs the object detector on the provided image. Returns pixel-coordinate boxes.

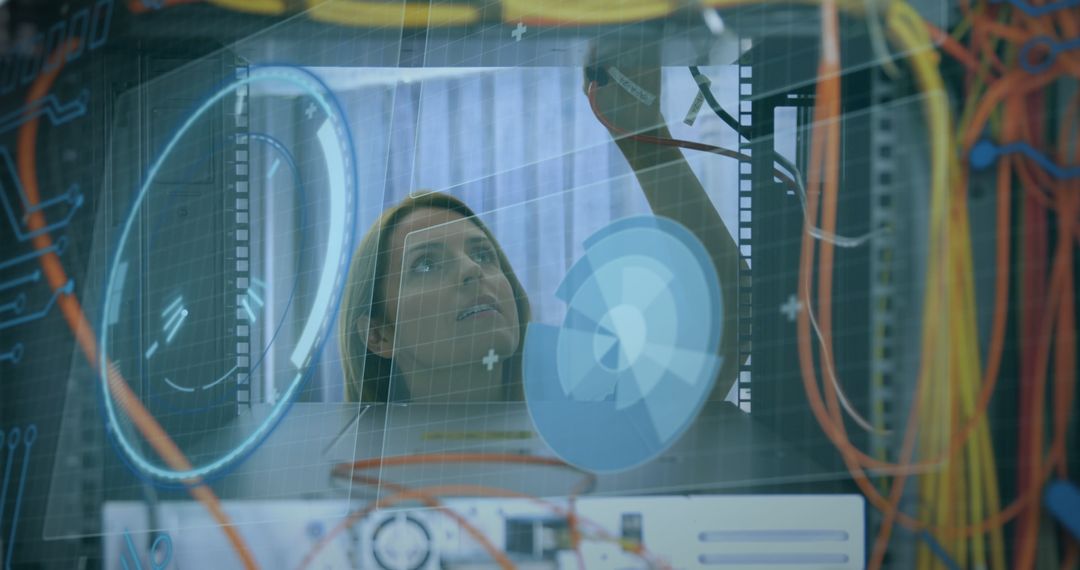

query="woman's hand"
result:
[583,42,667,136]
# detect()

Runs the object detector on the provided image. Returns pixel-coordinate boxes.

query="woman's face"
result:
[378,207,521,373]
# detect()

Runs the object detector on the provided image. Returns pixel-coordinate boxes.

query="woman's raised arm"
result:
[586,57,747,401]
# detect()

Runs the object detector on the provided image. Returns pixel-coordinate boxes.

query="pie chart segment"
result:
[525,215,724,473]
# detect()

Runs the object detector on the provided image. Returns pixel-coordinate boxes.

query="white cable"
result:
[778,158,888,248]
[803,253,892,436]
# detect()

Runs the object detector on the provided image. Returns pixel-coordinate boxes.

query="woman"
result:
[339,61,743,404]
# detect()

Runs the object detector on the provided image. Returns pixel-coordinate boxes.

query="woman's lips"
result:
[457,303,499,320]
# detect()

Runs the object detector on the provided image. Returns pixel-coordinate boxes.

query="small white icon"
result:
[241,278,267,323]
[267,157,281,179]
[780,294,802,322]
[304,101,317,120]
[162,296,189,344]
[482,348,499,372]
[511,22,527,42]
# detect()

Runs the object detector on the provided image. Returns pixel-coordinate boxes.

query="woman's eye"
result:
[410,256,437,273]
[471,248,496,265]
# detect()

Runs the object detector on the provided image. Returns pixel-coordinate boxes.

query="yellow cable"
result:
[951,10,973,42]
[954,210,988,569]
[503,0,676,24]
[885,6,1006,569]
[209,0,286,15]
[949,49,1004,570]
[304,0,480,28]
[945,9,1007,568]
[704,0,870,12]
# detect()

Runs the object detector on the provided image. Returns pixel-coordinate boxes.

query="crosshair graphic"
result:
[524,216,723,473]
[99,66,358,483]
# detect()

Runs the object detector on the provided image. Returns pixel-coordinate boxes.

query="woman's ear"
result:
[355,314,395,359]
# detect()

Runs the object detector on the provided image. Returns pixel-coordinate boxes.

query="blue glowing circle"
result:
[99,66,358,483]
[524,215,723,473]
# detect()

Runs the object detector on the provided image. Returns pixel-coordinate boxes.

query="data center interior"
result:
[0,0,1078,568]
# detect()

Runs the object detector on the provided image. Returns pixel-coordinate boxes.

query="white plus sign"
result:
[511,22,527,42]
[780,294,802,322]
[304,102,317,120]
[482,348,499,372]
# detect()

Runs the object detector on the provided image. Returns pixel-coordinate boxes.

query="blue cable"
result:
[990,0,1080,17]
[919,531,963,570]
[1044,480,1080,541]
[970,138,1080,179]
[1019,36,1080,74]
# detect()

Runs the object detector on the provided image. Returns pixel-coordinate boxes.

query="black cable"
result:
[689,66,753,142]
[688,66,803,183]
[686,66,881,248]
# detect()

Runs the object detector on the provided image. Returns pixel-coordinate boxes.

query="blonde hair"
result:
[338,192,531,402]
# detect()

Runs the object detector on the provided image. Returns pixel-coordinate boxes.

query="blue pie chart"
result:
[524,215,723,473]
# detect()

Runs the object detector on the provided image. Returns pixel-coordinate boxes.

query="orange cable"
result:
[1053,188,1078,570]
[790,62,1026,481]
[792,16,1075,542]
[962,68,1061,151]
[1006,28,1077,565]
[1053,98,1078,568]
[818,2,924,560]
[972,10,1011,72]
[926,20,1005,74]
[338,452,578,473]
[127,0,202,14]
[1016,190,1067,569]
[979,18,1036,43]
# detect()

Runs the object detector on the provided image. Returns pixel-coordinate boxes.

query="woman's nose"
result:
[459,255,484,286]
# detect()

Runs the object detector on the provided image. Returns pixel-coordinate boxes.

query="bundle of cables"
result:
[592,1,1078,569]
[712,0,1076,569]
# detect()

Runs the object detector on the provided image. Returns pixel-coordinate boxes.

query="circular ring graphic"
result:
[524,215,723,473]
[99,66,358,482]
[139,133,306,414]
